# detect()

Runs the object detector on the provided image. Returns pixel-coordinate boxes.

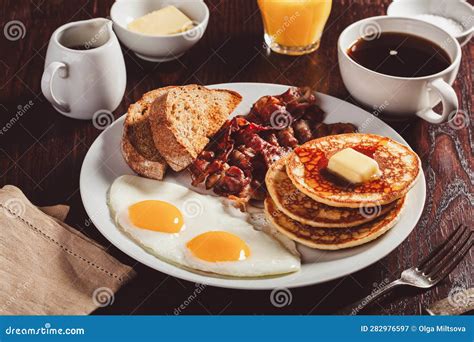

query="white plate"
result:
[80,83,426,289]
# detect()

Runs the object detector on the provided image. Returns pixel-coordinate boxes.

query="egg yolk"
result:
[128,200,183,233]
[186,231,251,262]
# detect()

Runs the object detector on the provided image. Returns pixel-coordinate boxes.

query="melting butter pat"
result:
[327,148,381,183]
[128,6,194,36]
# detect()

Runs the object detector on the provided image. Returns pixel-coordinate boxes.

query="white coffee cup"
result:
[338,16,461,123]
[41,18,126,120]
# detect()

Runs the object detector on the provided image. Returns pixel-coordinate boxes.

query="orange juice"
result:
[258,0,332,55]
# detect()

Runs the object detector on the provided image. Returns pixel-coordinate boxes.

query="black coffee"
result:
[347,32,451,77]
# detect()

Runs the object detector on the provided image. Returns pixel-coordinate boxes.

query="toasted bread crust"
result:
[121,87,175,180]
[149,85,242,171]
[121,129,166,180]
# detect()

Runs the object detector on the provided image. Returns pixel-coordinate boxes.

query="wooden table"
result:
[1,0,472,315]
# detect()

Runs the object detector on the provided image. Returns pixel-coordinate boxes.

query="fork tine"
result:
[416,224,466,273]
[430,231,473,283]
[424,227,471,277]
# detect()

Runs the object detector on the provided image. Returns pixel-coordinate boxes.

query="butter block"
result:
[327,148,381,183]
[128,6,194,36]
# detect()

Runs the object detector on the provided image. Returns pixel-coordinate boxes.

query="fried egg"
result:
[108,175,300,277]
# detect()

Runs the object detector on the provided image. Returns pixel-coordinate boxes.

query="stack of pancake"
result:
[264,133,421,250]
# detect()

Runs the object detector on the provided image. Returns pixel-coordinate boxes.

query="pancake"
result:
[264,196,405,250]
[286,133,420,208]
[265,157,397,228]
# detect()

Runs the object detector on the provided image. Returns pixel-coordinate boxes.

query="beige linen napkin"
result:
[0,185,136,315]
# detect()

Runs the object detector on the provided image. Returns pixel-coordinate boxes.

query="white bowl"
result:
[387,0,474,46]
[110,0,209,62]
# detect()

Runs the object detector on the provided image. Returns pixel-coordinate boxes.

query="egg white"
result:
[108,175,300,277]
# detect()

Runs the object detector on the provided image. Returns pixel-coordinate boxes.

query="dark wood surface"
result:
[0,0,472,315]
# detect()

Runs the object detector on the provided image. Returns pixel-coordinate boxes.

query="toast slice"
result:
[121,87,175,180]
[148,85,242,171]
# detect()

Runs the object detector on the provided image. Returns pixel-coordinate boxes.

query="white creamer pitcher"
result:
[41,18,126,120]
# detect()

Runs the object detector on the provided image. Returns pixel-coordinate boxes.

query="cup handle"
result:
[415,78,458,124]
[41,62,70,113]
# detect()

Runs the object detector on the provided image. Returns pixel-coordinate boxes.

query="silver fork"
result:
[346,224,473,314]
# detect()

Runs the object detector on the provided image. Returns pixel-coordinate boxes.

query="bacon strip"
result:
[190,87,357,202]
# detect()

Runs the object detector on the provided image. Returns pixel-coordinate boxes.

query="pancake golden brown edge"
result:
[264,196,405,250]
[286,133,420,208]
[266,157,397,228]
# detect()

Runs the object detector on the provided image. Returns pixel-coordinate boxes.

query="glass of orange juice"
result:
[257,0,332,55]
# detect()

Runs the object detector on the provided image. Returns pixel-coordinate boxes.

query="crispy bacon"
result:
[190,87,357,202]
